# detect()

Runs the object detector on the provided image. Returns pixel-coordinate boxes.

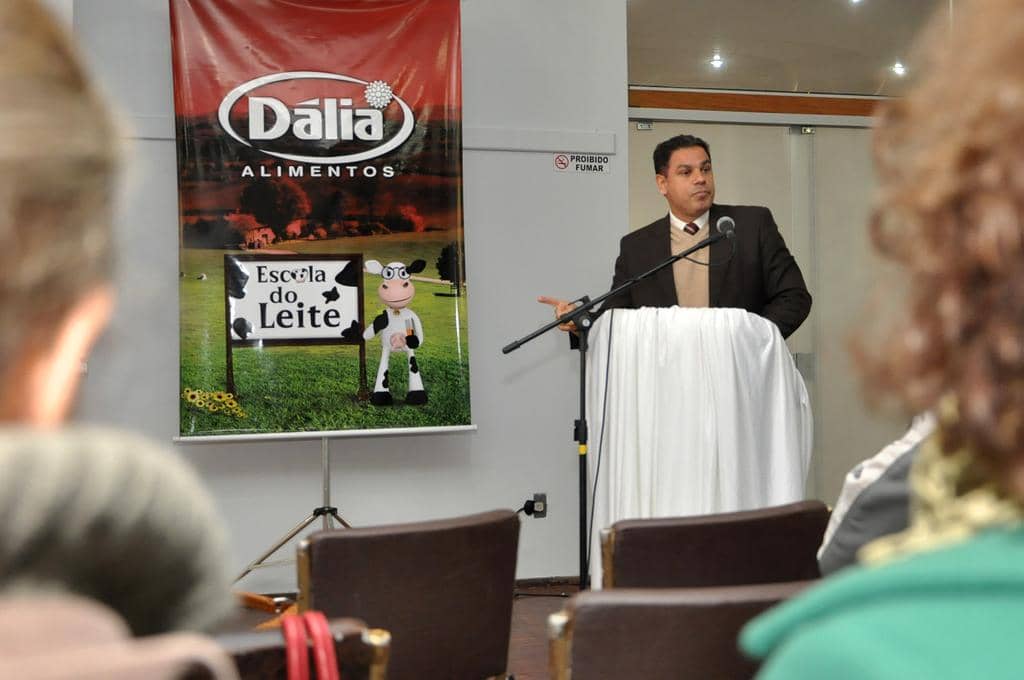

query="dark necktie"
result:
[684,222,699,235]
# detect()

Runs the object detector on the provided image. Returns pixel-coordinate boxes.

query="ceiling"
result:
[628,0,948,97]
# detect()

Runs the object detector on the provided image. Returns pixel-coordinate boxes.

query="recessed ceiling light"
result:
[850,0,862,4]
[709,52,724,69]
[892,61,906,76]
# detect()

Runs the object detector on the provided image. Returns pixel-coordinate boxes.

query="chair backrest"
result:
[297,509,519,680]
[549,581,815,680]
[215,617,389,680]
[602,500,830,588]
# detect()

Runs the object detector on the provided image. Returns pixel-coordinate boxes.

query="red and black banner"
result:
[170,0,469,438]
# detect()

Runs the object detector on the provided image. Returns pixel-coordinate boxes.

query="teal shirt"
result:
[741,525,1024,679]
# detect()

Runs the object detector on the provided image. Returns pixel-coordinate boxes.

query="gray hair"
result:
[0,426,234,635]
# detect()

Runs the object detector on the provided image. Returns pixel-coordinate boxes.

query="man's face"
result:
[655,145,715,222]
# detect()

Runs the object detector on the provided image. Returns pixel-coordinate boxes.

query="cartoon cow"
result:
[363,259,427,405]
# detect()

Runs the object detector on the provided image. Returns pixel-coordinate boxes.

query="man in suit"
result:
[540,134,811,338]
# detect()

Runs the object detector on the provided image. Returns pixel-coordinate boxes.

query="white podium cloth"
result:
[586,307,812,587]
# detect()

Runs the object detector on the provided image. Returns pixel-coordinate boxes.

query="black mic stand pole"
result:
[503,229,730,590]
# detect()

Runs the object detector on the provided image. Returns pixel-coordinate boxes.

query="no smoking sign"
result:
[553,152,610,174]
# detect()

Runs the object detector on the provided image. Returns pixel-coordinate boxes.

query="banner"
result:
[170,0,468,438]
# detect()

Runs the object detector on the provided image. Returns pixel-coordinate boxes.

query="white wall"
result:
[40,0,72,24]
[71,0,629,592]
[811,127,906,501]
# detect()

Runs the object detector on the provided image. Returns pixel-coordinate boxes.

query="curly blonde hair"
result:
[859,0,1024,476]
[0,0,119,379]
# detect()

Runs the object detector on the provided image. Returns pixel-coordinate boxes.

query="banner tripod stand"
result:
[234,437,350,583]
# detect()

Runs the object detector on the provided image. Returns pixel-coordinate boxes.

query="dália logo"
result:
[217,71,414,164]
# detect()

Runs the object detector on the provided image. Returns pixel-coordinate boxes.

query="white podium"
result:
[586,307,812,586]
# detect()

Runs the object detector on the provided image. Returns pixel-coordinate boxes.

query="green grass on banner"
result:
[179,232,471,435]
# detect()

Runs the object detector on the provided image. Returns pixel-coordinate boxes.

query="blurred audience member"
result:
[0,0,232,637]
[743,0,1024,676]
[817,413,935,576]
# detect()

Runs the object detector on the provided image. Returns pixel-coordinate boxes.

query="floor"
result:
[507,582,579,679]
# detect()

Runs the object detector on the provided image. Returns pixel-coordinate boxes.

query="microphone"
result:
[715,215,736,239]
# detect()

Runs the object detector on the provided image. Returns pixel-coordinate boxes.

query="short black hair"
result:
[652,135,711,176]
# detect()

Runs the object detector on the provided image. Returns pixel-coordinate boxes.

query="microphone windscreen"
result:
[716,216,736,239]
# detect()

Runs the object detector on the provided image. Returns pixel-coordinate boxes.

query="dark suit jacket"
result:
[600,204,811,338]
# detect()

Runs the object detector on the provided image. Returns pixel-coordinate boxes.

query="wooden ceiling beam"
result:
[629,89,881,117]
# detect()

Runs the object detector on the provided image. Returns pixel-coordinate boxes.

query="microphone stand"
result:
[503,228,732,589]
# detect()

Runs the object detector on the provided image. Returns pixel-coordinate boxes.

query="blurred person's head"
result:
[0,0,119,425]
[858,0,1024,497]
[0,2,234,635]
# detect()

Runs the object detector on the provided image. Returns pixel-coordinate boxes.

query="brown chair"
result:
[548,581,815,680]
[215,617,390,680]
[297,509,520,680]
[601,500,830,588]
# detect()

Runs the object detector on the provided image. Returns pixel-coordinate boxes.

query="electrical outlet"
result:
[532,492,547,518]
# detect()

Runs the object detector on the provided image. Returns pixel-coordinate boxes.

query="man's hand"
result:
[537,295,579,332]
